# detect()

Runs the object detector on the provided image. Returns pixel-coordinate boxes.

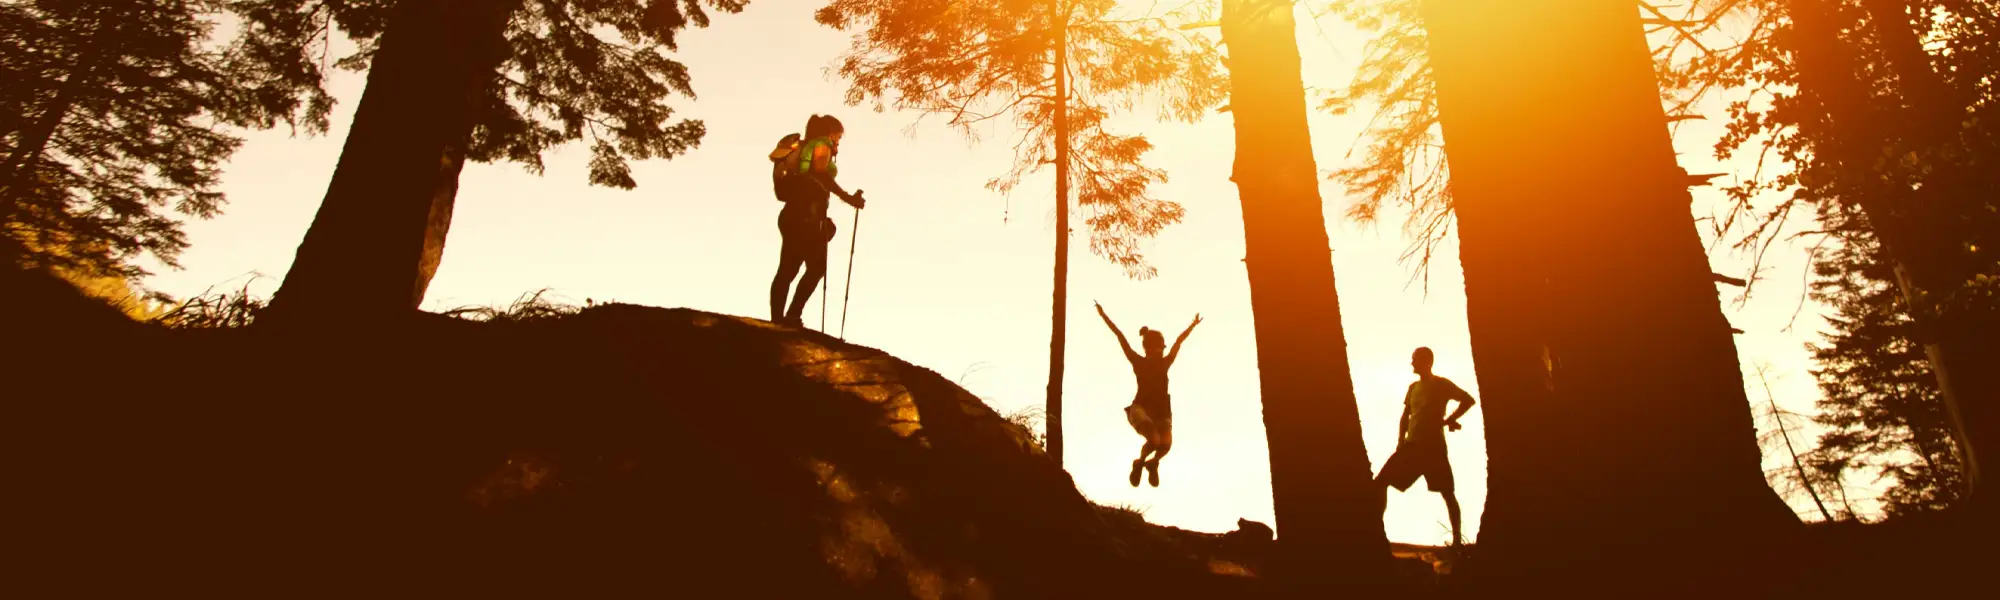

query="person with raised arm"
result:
[1095,301,1201,487]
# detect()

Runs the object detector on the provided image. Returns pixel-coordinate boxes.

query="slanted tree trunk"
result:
[1046,0,1072,466]
[267,0,523,318]
[1760,369,1836,522]
[1421,0,1796,589]
[1789,0,1996,510]
[1220,0,1388,582]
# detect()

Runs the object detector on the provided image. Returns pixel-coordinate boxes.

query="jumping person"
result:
[1095,301,1202,487]
[768,114,864,326]
[1376,346,1478,546]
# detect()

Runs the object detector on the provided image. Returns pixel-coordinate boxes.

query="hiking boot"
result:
[776,316,804,328]
[1129,459,1144,487]
[1147,461,1161,487]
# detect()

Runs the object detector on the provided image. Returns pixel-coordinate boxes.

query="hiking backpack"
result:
[769,133,803,201]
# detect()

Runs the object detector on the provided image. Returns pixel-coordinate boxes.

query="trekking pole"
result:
[839,191,864,340]
[819,274,828,331]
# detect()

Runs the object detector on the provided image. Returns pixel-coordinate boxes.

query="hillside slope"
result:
[6,266,1276,599]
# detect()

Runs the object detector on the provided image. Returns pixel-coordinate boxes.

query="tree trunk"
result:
[266,0,522,318]
[1761,370,1835,522]
[1045,0,1072,467]
[1789,0,1996,511]
[1220,0,1388,583]
[1421,0,1796,588]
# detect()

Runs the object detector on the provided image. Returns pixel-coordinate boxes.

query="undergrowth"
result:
[146,287,584,329]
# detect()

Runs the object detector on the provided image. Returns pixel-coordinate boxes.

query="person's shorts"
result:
[1125,403,1173,447]
[1377,436,1453,492]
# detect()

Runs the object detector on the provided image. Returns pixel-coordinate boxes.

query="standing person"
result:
[1376,346,1479,546]
[1095,301,1202,487]
[768,114,864,327]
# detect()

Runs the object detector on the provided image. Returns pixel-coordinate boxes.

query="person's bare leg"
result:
[1145,432,1172,487]
[1442,491,1463,546]
[1131,442,1154,487]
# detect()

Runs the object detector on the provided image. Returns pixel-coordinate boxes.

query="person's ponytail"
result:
[804,113,845,139]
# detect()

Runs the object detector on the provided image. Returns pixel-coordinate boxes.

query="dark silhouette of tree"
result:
[0,0,305,282]
[1750,363,1843,522]
[815,0,1224,465]
[232,0,746,318]
[1418,0,1795,587]
[1657,0,2000,514]
[1805,212,1964,516]
[1218,0,1387,581]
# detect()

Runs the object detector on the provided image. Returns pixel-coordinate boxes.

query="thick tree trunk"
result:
[266,0,521,318]
[1219,0,1388,582]
[1789,0,1997,511]
[1046,0,1071,467]
[1422,0,1797,588]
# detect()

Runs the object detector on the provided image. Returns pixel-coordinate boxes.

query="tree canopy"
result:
[0,0,306,281]
[228,0,746,191]
[815,0,1224,278]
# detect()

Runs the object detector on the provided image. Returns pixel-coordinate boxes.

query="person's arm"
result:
[807,144,864,208]
[1444,380,1477,431]
[1095,302,1140,362]
[1165,313,1203,366]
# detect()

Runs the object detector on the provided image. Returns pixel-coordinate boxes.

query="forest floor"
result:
[3,265,1982,598]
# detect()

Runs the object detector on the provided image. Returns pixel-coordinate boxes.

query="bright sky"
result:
[144,3,1841,545]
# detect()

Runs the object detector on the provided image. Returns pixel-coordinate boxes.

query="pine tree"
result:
[0,0,306,283]
[1219,0,1388,581]
[1806,211,1965,516]
[1417,1,1796,589]
[1659,0,2000,510]
[814,0,1225,464]
[233,0,747,317]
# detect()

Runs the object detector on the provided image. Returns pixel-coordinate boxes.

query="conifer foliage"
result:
[815,0,1224,463]
[1806,217,1965,516]
[0,0,301,281]
[238,0,747,314]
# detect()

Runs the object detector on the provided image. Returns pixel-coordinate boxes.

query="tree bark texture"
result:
[1421,0,1798,587]
[268,0,523,317]
[1220,0,1389,581]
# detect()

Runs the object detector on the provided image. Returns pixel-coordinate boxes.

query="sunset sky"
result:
[141,3,1838,545]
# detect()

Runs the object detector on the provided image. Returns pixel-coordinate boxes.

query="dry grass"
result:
[150,282,266,329]
[438,289,582,324]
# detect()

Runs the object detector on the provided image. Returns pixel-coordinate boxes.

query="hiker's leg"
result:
[1442,491,1463,546]
[770,225,806,321]
[785,238,830,321]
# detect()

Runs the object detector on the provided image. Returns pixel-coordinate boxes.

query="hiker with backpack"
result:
[1095,301,1202,487]
[768,114,865,327]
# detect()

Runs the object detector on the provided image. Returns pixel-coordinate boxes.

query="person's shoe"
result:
[776,316,804,327]
[1147,461,1161,487]
[1129,460,1144,487]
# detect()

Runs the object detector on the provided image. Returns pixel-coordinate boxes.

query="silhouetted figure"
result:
[1095,301,1201,487]
[1376,346,1478,546]
[768,114,865,327]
